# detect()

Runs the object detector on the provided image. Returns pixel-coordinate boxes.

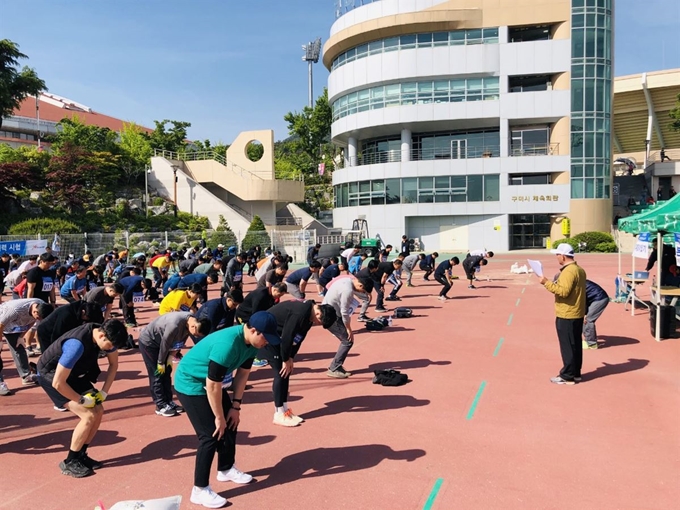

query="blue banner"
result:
[638,232,651,243]
[675,233,680,266]
[0,241,26,255]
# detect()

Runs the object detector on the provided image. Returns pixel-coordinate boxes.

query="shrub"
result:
[8,218,81,235]
[241,215,271,251]
[152,197,165,206]
[594,242,617,253]
[551,238,579,251]
[571,231,614,248]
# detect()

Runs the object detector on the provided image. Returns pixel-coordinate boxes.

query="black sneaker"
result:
[384,296,398,301]
[357,315,370,322]
[375,307,388,313]
[168,402,184,414]
[80,453,104,470]
[468,285,476,289]
[155,404,178,417]
[59,458,94,478]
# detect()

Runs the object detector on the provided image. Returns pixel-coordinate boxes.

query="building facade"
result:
[325,0,613,251]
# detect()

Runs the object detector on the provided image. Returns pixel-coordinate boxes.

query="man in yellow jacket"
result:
[538,243,586,385]
[159,284,202,315]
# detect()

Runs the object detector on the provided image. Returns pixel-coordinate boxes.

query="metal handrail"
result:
[276,217,303,226]
[510,143,560,156]
[228,203,253,221]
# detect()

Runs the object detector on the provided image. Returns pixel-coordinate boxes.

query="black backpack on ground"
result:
[394,307,412,318]
[365,316,389,331]
[373,369,409,386]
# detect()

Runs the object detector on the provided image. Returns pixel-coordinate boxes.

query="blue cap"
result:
[248,311,281,345]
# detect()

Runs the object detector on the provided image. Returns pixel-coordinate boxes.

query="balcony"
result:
[510,143,560,157]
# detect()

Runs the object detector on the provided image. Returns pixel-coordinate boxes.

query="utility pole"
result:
[172,165,178,217]
[302,38,322,108]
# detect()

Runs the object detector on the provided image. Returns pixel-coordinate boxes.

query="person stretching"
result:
[434,257,460,301]
[462,254,488,289]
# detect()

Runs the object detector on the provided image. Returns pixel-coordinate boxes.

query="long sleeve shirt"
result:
[543,262,587,319]
[267,300,314,361]
[323,278,362,325]
[138,312,191,365]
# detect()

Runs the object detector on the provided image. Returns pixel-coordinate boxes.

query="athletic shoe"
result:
[22,374,38,386]
[0,381,11,396]
[550,376,575,385]
[54,405,67,412]
[168,402,184,414]
[375,307,388,313]
[423,277,430,281]
[326,368,349,379]
[287,408,304,423]
[27,347,41,357]
[190,486,227,508]
[59,459,94,478]
[252,358,268,368]
[216,465,253,484]
[406,283,415,287]
[155,404,178,417]
[273,410,300,427]
[172,352,183,363]
[384,296,397,301]
[468,285,477,289]
[438,296,447,301]
[574,377,582,382]
[357,314,370,322]
[582,340,598,350]
[80,453,104,470]
[124,322,138,328]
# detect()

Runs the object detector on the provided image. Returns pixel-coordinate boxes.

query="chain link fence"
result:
[0,229,318,262]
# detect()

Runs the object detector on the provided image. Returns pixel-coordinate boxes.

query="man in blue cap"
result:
[174,311,282,509]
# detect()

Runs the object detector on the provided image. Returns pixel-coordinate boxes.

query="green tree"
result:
[0,161,42,201]
[206,214,238,248]
[0,39,47,129]
[670,93,680,132]
[145,119,191,153]
[51,117,120,154]
[45,143,119,212]
[241,215,271,250]
[119,122,153,183]
[246,142,264,162]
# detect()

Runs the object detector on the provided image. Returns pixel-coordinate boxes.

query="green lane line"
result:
[466,381,487,420]
[507,313,513,325]
[516,298,521,306]
[493,337,504,357]
[423,478,444,510]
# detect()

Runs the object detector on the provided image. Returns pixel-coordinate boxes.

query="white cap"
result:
[550,243,575,256]
[217,244,224,248]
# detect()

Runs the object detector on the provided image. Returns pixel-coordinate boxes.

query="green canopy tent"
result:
[618,194,680,234]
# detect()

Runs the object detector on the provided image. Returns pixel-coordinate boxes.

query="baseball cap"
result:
[550,243,575,257]
[217,244,225,248]
[248,311,281,345]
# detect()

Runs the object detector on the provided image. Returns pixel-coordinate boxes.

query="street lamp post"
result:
[172,165,178,217]
[301,38,322,108]
[144,165,150,217]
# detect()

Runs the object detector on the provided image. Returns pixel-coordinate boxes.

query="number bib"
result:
[171,340,186,350]
[293,333,304,345]
[221,371,234,389]
[233,271,242,283]
[179,304,191,312]
[132,292,145,304]
[347,298,360,316]
[42,280,54,292]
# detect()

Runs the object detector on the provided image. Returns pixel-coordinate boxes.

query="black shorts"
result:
[463,264,475,280]
[38,374,94,408]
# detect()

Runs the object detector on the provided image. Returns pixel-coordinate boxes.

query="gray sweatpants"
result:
[327,317,351,371]
[286,282,305,299]
[583,297,609,346]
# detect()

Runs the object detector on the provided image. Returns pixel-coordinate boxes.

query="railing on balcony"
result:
[334,0,382,18]
[510,143,560,157]
[342,145,502,167]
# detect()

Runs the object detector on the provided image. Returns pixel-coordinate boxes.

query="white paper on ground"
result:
[527,259,543,277]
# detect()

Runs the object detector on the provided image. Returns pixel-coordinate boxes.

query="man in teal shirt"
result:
[175,311,281,509]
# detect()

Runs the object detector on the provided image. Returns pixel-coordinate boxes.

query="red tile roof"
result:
[12,96,152,133]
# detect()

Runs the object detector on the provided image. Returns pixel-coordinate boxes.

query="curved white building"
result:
[325,0,613,251]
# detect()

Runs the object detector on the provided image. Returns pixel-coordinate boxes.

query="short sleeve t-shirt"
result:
[286,267,312,286]
[159,290,196,315]
[174,325,258,396]
[85,286,115,308]
[26,266,55,302]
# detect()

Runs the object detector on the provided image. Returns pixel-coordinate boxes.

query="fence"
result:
[0,229,318,263]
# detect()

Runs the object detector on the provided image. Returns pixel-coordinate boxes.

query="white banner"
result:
[25,239,48,255]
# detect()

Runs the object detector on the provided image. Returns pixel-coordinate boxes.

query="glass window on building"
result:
[451,176,467,202]
[402,178,418,204]
[385,179,400,204]
[467,175,484,202]
[484,175,500,201]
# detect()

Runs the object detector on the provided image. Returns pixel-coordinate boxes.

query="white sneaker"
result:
[273,410,300,427]
[0,381,11,396]
[190,486,227,508]
[216,465,253,484]
[438,296,447,301]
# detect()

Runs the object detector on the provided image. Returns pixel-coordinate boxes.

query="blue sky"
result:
[2,0,679,142]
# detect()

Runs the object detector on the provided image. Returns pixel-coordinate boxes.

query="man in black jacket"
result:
[36,301,104,353]
[36,320,128,478]
[195,290,244,336]
[235,283,287,324]
[258,300,336,426]
[462,254,488,289]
